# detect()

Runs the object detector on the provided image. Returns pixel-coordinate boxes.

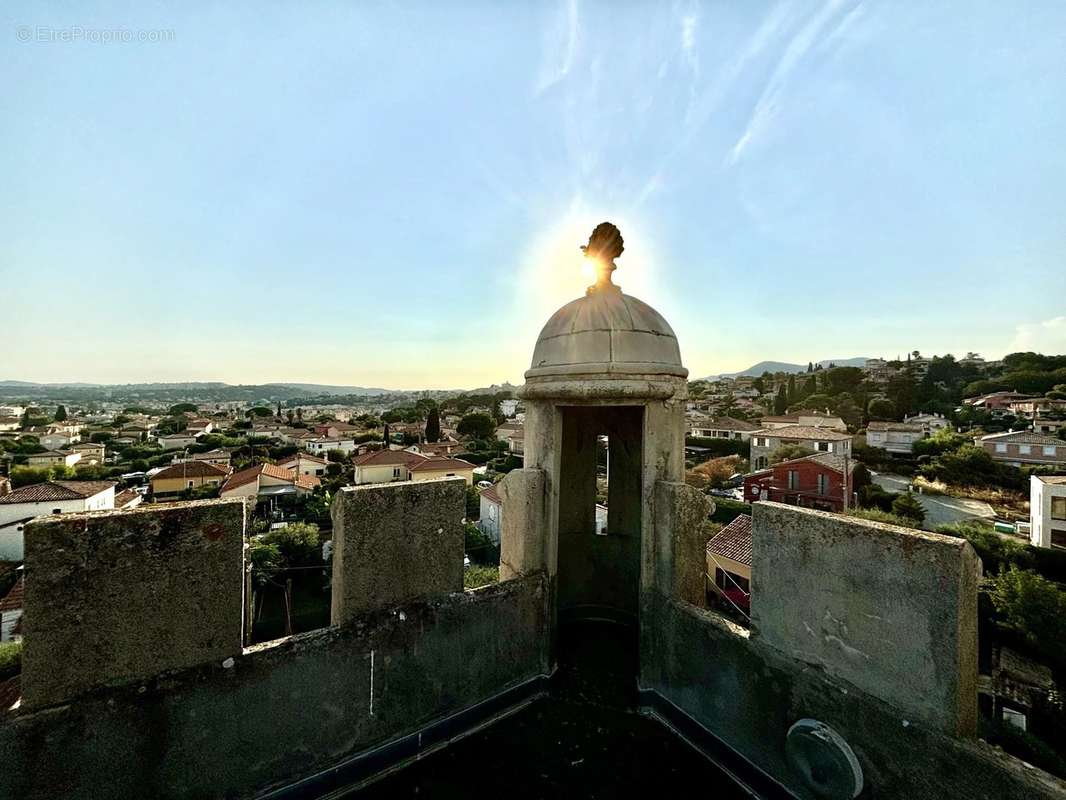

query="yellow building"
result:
[407,457,477,485]
[706,514,752,611]
[150,461,230,498]
[352,449,476,486]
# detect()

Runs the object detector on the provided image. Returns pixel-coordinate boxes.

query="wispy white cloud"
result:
[727,0,857,165]
[681,13,699,72]
[534,0,579,96]
[1008,316,1066,354]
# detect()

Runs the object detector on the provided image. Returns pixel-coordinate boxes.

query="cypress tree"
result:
[383,423,391,445]
[54,404,67,421]
[425,407,441,443]
[773,388,788,415]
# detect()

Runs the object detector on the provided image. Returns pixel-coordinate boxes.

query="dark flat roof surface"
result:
[352,622,752,800]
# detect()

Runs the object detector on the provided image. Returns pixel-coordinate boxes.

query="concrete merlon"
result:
[750,502,979,736]
[22,498,246,710]
[498,468,547,581]
[653,481,713,605]
[331,477,465,624]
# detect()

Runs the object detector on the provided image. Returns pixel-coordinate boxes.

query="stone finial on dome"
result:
[581,222,624,294]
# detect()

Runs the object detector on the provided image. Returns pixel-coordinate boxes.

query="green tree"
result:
[990,567,1066,666]
[769,444,814,464]
[891,492,926,525]
[844,507,920,529]
[383,423,391,444]
[53,404,67,421]
[425,407,441,443]
[866,398,896,421]
[457,413,495,440]
[250,522,322,636]
[247,406,273,418]
[169,403,198,415]
[773,388,788,415]
[912,427,968,458]
[326,448,349,463]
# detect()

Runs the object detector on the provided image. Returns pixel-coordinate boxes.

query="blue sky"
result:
[2,1,1065,388]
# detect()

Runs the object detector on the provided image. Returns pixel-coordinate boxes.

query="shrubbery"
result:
[0,641,22,680]
[843,508,920,529]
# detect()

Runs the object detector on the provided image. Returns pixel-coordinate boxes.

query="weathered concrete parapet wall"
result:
[498,468,546,581]
[22,499,246,710]
[0,572,551,800]
[643,596,1065,800]
[652,481,713,607]
[750,502,979,736]
[331,478,465,624]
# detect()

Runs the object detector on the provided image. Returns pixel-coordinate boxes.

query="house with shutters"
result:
[976,431,1066,467]
[865,421,926,454]
[743,452,857,512]
[748,425,853,471]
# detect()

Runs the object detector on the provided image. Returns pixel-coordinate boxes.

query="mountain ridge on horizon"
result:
[701,358,870,380]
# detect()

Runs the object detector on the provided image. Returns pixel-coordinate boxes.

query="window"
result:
[995,443,1008,453]
[52,508,62,514]
[1052,497,1066,521]
[787,470,798,490]
[817,474,829,495]
[392,467,401,479]
[1045,446,1057,457]
[1052,530,1066,549]
[755,437,769,447]
[1019,445,1031,455]
[814,441,831,452]
[187,481,194,489]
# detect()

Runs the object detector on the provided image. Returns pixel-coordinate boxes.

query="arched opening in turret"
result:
[555,404,644,698]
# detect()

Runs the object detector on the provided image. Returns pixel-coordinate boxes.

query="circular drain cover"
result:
[785,718,863,799]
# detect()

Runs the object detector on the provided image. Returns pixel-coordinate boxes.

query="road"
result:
[872,473,995,530]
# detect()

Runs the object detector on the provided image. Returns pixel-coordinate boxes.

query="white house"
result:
[26,450,82,468]
[688,416,760,441]
[0,481,116,560]
[71,441,106,464]
[277,453,329,477]
[865,421,926,454]
[159,432,202,451]
[38,431,78,450]
[1030,475,1066,550]
[304,437,357,456]
[479,484,502,543]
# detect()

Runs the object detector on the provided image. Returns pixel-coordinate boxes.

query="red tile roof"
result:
[707,514,752,567]
[0,481,116,505]
[0,575,23,612]
[756,425,852,441]
[406,457,476,473]
[353,449,427,467]
[480,484,502,504]
[220,463,315,493]
[113,489,142,508]
[151,461,230,481]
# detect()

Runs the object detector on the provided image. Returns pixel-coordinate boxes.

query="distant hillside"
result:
[702,358,869,380]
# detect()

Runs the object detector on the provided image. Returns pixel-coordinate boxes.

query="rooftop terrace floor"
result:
[352,621,755,799]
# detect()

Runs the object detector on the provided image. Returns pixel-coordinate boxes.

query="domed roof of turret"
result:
[527,285,685,379]
[526,222,686,381]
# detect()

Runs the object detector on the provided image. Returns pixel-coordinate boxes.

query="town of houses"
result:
[1,348,1066,759]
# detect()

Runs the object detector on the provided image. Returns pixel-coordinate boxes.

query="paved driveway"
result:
[871,473,995,530]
